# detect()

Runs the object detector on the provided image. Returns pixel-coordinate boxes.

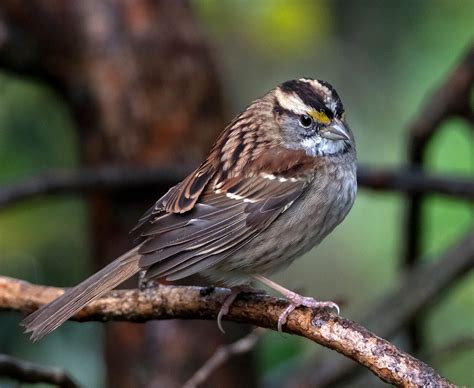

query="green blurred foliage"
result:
[198,0,331,56]
[0,74,89,283]
[0,75,101,386]
[0,0,473,386]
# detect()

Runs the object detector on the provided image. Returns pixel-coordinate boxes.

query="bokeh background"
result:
[0,0,472,387]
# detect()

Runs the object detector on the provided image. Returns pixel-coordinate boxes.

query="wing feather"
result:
[139,177,307,280]
[147,225,251,279]
[132,143,316,282]
[139,212,247,265]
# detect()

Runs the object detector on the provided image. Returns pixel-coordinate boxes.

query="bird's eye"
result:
[299,114,313,128]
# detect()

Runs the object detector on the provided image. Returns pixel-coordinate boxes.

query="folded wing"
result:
[133,146,316,281]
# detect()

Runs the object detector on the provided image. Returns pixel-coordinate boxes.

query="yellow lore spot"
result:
[309,110,330,125]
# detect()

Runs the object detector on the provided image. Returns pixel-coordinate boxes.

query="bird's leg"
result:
[252,274,340,332]
[217,285,264,334]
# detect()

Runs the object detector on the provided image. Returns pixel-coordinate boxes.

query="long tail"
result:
[22,247,141,341]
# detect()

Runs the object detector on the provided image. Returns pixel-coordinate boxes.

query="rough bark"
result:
[285,229,473,386]
[0,276,454,388]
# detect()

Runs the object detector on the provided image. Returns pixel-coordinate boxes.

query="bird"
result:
[22,78,357,340]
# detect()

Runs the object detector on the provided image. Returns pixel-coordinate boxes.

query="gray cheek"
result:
[280,120,304,147]
[280,119,320,151]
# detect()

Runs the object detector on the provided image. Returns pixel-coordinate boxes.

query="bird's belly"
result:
[206,166,357,285]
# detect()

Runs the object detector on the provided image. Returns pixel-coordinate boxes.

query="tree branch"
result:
[3,229,471,387]
[0,164,472,210]
[286,229,474,386]
[0,270,461,387]
[0,354,78,388]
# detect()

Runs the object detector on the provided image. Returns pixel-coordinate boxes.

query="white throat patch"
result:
[301,136,347,157]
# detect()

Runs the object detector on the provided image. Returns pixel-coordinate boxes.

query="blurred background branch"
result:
[402,45,473,353]
[183,328,266,388]
[0,354,78,388]
[0,165,472,210]
[423,336,474,367]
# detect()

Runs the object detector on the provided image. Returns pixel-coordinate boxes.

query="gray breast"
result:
[207,159,357,284]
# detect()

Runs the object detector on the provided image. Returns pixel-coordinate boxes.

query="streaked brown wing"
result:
[136,171,309,281]
[131,161,217,235]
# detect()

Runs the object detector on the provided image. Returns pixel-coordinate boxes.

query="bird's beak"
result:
[320,119,350,141]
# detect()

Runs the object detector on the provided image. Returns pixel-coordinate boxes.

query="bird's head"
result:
[271,78,354,157]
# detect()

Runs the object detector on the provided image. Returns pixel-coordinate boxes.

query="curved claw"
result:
[216,288,240,334]
[216,285,264,333]
[277,299,341,332]
[217,309,225,334]
[277,304,295,332]
[217,307,227,334]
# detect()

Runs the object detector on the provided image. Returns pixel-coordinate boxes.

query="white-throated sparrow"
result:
[23,78,357,340]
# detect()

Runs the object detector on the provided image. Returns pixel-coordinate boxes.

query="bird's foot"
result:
[217,285,264,334]
[251,275,339,332]
[277,291,339,332]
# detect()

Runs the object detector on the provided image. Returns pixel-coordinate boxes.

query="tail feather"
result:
[22,247,141,341]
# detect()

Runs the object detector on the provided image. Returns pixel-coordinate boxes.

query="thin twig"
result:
[0,165,472,210]
[183,328,266,388]
[0,354,78,388]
